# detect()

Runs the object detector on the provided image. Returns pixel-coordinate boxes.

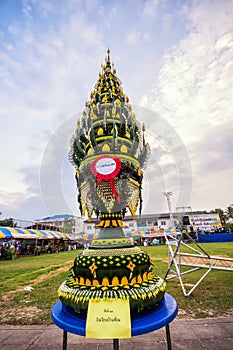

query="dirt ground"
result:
[0,266,68,325]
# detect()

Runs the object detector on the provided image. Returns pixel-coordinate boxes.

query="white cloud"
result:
[126,31,138,45]
[0,188,46,220]
[162,13,172,33]
[143,0,159,17]
[144,0,233,210]
[134,106,193,214]
[1,0,232,220]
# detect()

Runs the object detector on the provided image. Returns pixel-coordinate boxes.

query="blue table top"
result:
[51,293,178,337]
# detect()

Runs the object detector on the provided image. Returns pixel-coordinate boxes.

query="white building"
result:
[36,214,84,235]
[82,212,181,235]
[37,210,222,237]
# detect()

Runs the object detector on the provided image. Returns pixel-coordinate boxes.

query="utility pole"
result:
[162,191,174,228]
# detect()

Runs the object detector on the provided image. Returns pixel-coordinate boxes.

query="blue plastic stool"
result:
[51,292,178,350]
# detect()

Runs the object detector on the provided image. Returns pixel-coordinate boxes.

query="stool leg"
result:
[113,339,119,350]
[63,330,67,350]
[165,324,172,350]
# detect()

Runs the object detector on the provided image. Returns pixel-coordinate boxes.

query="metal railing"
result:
[164,230,233,296]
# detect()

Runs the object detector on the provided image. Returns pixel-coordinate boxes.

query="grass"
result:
[0,243,232,324]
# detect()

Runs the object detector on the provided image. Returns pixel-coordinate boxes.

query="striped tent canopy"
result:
[125,231,142,237]
[165,229,181,235]
[0,227,67,240]
[82,233,98,240]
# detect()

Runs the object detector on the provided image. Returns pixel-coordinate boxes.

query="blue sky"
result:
[0,0,232,221]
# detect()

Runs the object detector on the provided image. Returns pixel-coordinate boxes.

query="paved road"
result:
[0,317,233,349]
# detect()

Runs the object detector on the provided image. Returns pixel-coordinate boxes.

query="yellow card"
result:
[86,298,131,339]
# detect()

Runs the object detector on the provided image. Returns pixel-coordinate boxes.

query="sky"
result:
[0,0,232,221]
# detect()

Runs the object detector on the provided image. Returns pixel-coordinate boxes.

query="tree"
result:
[225,222,233,233]
[224,205,233,232]
[225,206,233,219]
[0,218,16,227]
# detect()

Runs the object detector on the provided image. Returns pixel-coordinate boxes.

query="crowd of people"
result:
[0,239,82,260]
[0,240,16,260]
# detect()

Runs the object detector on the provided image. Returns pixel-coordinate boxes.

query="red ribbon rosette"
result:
[90,155,122,203]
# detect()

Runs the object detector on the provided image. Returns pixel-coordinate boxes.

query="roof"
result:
[0,227,68,240]
[37,214,75,222]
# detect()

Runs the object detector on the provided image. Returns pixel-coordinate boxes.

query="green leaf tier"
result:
[58,246,166,314]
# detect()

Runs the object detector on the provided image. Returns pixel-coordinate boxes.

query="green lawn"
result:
[0,243,232,324]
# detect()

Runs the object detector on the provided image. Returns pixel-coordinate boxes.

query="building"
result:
[82,211,223,235]
[83,212,181,235]
[12,210,223,239]
[36,214,84,235]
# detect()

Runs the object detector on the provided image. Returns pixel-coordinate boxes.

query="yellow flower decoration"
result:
[102,277,110,286]
[121,276,128,285]
[127,261,136,272]
[89,263,97,274]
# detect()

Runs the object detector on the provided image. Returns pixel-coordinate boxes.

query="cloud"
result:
[134,106,192,214]
[148,1,233,137]
[0,188,46,220]
[22,0,56,19]
[191,125,233,175]
[188,123,233,209]
[126,31,141,46]
[1,0,232,220]
[0,1,108,197]
[143,0,159,18]
[143,0,233,210]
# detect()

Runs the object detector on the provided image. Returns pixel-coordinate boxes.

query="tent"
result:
[0,226,67,240]
[82,233,98,240]
[125,231,142,237]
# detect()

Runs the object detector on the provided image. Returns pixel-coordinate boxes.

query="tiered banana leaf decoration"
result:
[58,51,166,313]
[70,49,150,242]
